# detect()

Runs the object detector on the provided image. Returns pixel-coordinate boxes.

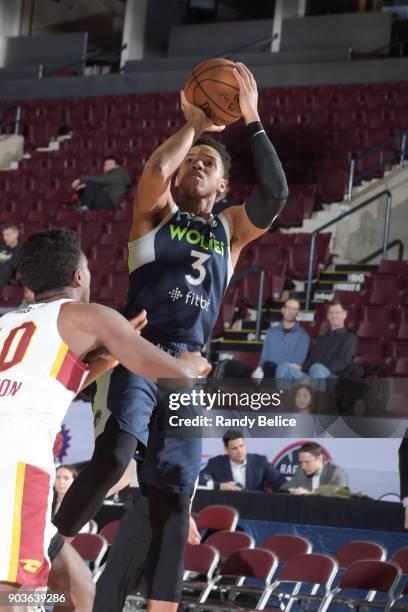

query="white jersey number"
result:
[186,250,210,286]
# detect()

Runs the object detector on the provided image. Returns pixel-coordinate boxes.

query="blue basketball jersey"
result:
[125,205,233,348]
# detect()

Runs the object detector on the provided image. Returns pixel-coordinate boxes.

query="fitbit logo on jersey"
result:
[168,287,210,311]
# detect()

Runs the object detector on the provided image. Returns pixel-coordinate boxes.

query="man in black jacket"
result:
[0,222,20,285]
[276,300,358,390]
[399,431,408,528]
[72,156,130,210]
[199,429,285,492]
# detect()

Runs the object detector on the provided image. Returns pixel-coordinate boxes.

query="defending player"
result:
[0,228,209,611]
[54,62,288,610]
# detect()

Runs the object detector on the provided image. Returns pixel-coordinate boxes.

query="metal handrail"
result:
[225,33,278,57]
[350,34,408,59]
[44,43,127,77]
[0,104,21,135]
[305,189,392,310]
[229,263,266,340]
[347,129,408,200]
[358,239,403,264]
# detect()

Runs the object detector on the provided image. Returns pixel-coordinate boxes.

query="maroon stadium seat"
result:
[261,534,312,563]
[378,260,408,277]
[196,505,238,532]
[334,541,386,569]
[205,531,254,560]
[99,520,120,545]
[357,321,396,341]
[324,560,400,610]
[70,533,108,574]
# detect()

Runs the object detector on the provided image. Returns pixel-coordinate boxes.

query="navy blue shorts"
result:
[106,340,202,496]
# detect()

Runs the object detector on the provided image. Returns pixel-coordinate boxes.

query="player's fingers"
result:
[238,68,250,91]
[236,62,252,87]
[232,67,246,89]
[180,90,190,112]
[238,61,254,80]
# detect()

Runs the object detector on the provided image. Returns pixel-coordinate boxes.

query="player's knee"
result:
[107,445,132,480]
[149,489,190,548]
[94,437,134,485]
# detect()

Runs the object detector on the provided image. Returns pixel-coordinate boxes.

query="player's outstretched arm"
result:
[131,93,225,236]
[59,302,210,383]
[224,62,289,249]
[78,310,148,391]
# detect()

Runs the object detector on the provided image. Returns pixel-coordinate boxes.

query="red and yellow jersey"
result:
[0,299,89,445]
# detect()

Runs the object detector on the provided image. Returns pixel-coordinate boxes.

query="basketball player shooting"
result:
[54,61,288,612]
[0,229,209,612]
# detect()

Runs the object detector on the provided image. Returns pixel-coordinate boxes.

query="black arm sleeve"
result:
[244,121,289,229]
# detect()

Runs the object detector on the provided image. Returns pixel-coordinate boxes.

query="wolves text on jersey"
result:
[170,224,225,256]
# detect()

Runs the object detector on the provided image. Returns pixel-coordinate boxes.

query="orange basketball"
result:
[184,58,241,126]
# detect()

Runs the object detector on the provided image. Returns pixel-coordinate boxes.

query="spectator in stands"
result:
[72,156,130,211]
[252,299,310,380]
[0,222,21,285]
[276,300,358,390]
[52,465,78,517]
[293,384,314,414]
[280,442,348,494]
[199,429,285,492]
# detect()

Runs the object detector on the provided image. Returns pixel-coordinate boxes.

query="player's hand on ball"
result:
[232,62,260,124]
[179,350,212,378]
[180,90,225,133]
[128,309,148,334]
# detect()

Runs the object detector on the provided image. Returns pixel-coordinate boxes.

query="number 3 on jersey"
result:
[186,250,210,286]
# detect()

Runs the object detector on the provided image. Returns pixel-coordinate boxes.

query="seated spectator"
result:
[72,155,130,211]
[280,442,348,495]
[199,429,285,492]
[52,464,78,517]
[0,222,20,285]
[276,300,358,390]
[252,299,310,380]
[293,384,314,414]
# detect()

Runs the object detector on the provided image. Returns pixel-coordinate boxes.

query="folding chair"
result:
[181,543,220,605]
[261,534,312,563]
[99,520,120,545]
[335,540,386,568]
[200,548,279,610]
[321,559,400,612]
[196,505,239,532]
[205,531,254,561]
[389,548,408,610]
[70,533,108,577]
[268,553,338,612]
[82,519,98,534]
